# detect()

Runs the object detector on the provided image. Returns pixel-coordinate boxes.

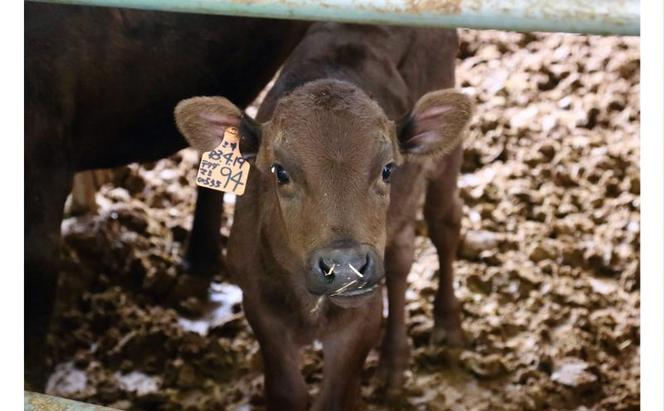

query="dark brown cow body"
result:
[176,23,473,410]
[25,2,308,389]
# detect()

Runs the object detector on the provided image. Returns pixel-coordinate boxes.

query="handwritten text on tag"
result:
[195,127,250,195]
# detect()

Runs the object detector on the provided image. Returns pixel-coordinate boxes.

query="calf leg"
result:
[184,187,224,277]
[25,152,73,390]
[377,225,416,396]
[243,299,308,411]
[314,295,382,411]
[424,149,464,346]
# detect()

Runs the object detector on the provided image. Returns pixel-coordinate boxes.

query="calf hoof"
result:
[375,358,407,400]
[165,274,213,314]
[430,323,465,347]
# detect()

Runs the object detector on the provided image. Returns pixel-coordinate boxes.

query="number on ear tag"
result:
[195,127,250,195]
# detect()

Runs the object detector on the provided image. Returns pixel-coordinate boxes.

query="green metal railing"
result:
[25,392,121,411]
[28,0,640,36]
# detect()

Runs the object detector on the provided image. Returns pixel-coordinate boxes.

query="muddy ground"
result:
[45,30,640,411]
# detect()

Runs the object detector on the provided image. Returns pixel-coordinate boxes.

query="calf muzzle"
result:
[306,241,383,301]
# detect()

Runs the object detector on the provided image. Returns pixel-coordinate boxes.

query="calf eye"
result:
[270,163,290,185]
[382,162,396,183]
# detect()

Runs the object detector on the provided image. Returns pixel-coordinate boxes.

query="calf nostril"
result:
[359,254,370,274]
[318,259,335,283]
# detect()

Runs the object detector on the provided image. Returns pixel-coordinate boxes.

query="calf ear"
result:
[397,89,473,158]
[174,96,261,158]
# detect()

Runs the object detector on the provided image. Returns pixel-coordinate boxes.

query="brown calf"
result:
[176,23,473,410]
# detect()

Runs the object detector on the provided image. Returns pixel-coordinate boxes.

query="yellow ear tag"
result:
[195,127,250,195]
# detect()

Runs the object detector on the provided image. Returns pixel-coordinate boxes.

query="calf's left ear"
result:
[174,96,261,158]
[397,89,474,158]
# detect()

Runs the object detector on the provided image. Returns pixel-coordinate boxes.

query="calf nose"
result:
[318,248,369,279]
[306,242,379,296]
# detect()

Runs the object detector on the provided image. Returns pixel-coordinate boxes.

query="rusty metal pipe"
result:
[27,0,639,35]
[24,392,121,411]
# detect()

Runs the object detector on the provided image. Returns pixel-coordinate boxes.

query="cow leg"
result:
[243,299,308,411]
[67,171,98,215]
[314,295,382,411]
[424,149,464,346]
[377,225,416,396]
[183,186,225,277]
[25,148,73,390]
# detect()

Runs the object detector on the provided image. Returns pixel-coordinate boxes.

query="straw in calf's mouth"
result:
[310,295,325,314]
[330,280,358,296]
[348,263,364,278]
[325,264,336,277]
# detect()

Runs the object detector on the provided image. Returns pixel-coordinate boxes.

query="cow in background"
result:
[25,2,308,388]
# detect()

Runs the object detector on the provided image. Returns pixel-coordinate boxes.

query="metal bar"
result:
[24,392,121,411]
[27,0,639,36]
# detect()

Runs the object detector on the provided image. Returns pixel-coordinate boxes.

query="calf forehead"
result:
[270,80,393,161]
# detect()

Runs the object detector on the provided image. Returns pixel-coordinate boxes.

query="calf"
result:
[176,23,473,410]
[25,2,308,389]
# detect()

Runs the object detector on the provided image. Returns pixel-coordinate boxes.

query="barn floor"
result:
[46,30,640,411]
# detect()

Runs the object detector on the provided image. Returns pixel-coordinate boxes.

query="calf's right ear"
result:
[174,96,261,158]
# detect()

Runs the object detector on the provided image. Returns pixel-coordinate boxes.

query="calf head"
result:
[175,80,473,306]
